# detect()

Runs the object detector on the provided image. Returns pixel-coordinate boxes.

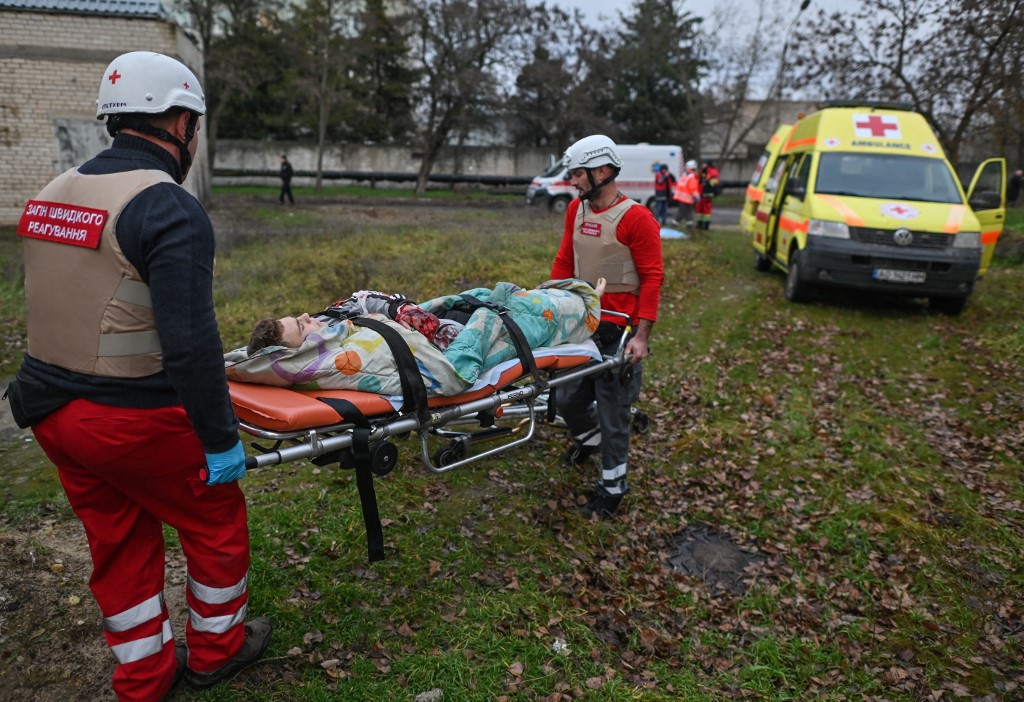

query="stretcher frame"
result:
[229,311,636,562]
[236,311,634,475]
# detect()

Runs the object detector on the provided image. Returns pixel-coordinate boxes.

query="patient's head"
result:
[247,313,326,354]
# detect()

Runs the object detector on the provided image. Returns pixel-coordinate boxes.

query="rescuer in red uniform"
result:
[550,134,664,518]
[8,51,270,701]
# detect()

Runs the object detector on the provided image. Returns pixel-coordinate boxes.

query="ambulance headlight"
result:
[952,231,981,248]
[807,219,850,239]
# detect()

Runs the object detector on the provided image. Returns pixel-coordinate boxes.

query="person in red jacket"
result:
[652,163,676,225]
[550,134,664,518]
[672,159,701,231]
[696,160,721,230]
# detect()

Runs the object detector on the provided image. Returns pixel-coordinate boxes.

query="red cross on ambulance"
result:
[853,113,901,139]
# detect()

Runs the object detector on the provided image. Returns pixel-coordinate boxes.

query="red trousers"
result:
[33,400,250,702]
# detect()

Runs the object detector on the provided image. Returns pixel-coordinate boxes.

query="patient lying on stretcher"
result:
[247,279,607,356]
[224,279,605,397]
[246,290,470,355]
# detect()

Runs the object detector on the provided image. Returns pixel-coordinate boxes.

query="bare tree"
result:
[789,0,1024,162]
[285,0,356,189]
[699,0,809,162]
[176,0,286,166]
[408,0,534,194]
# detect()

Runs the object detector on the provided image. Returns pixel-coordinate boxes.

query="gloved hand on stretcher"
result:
[202,439,247,485]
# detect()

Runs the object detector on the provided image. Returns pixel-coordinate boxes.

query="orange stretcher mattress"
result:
[228,345,598,433]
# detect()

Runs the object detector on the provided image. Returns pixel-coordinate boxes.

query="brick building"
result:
[0,0,207,225]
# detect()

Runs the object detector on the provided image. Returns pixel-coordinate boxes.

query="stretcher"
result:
[227,311,638,562]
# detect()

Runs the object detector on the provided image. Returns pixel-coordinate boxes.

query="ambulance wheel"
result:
[550,196,570,215]
[754,249,772,272]
[784,249,811,303]
[929,295,968,316]
[631,410,650,435]
[435,441,466,467]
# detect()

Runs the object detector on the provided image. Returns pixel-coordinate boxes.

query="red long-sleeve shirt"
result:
[551,196,664,325]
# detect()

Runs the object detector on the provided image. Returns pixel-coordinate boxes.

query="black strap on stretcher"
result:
[457,294,543,386]
[314,315,430,563]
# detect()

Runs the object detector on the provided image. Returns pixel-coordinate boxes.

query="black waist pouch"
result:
[3,370,75,429]
[594,320,629,348]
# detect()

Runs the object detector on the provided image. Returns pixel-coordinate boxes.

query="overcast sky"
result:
[559,0,845,29]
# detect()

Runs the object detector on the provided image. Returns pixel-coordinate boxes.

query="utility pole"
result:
[769,0,812,109]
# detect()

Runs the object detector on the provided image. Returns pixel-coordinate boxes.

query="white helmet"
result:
[96,51,206,119]
[563,135,622,171]
[685,159,698,170]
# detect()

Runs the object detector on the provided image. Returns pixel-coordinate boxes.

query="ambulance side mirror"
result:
[787,180,806,200]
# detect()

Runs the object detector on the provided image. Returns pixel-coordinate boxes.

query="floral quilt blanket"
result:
[223,279,601,397]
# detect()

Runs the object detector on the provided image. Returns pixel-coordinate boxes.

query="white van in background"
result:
[525,143,684,214]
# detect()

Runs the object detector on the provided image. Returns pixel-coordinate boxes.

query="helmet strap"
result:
[107,112,199,184]
[578,167,618,203]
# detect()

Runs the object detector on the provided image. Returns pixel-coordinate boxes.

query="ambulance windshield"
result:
[815,153,962,204]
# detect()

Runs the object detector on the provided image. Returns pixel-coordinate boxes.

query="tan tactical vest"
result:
[572,196,640,294]
[22,168,174,377]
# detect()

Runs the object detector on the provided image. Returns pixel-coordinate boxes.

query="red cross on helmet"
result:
[96,51,206,119]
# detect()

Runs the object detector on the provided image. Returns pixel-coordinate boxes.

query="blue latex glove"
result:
[203,439,247,485]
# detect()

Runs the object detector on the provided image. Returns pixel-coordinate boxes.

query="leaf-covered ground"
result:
[1,193,1021,701]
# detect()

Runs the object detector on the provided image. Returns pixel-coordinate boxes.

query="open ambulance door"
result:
[966,158,1006,277]
[775,154,813,269]
[753,156,793,271]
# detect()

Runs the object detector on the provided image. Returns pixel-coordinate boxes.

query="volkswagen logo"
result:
[893,228,914,246]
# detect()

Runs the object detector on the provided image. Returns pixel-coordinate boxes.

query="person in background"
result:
[672,159,701,231]
[652,164,676,226]
[7,51,270,701]
[1009,168,1022,208]
[696,160,720,230]
[550,134,664,519]
[279,154,295,204]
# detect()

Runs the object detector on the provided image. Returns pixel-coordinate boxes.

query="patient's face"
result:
[279,313,326,347]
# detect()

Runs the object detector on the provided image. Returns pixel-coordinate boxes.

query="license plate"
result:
[873,268,926,284]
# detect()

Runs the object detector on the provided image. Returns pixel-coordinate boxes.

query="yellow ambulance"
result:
[746,101,1006,315]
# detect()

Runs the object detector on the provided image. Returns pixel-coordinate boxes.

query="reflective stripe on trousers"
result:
[188,573,249,633]
[32,399,251,701]
[560,326,642,496]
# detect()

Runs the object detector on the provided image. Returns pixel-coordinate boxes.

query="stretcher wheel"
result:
[631,410,650,435]
[619,364,634,386]
[370,441,399,476]
[435,441,466,467]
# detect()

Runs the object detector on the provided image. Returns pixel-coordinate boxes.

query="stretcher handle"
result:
[196,456,259,483]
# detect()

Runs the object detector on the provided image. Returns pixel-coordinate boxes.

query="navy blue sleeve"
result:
[117,183,240,453]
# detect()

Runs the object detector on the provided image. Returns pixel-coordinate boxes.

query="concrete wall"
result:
[213,139,767,192]
[213,140,558,188]
[0,10,208,225]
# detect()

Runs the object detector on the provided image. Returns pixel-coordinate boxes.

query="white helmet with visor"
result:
[562,135,622,171]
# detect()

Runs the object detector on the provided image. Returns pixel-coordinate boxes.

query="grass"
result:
[1,194,1023,700]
